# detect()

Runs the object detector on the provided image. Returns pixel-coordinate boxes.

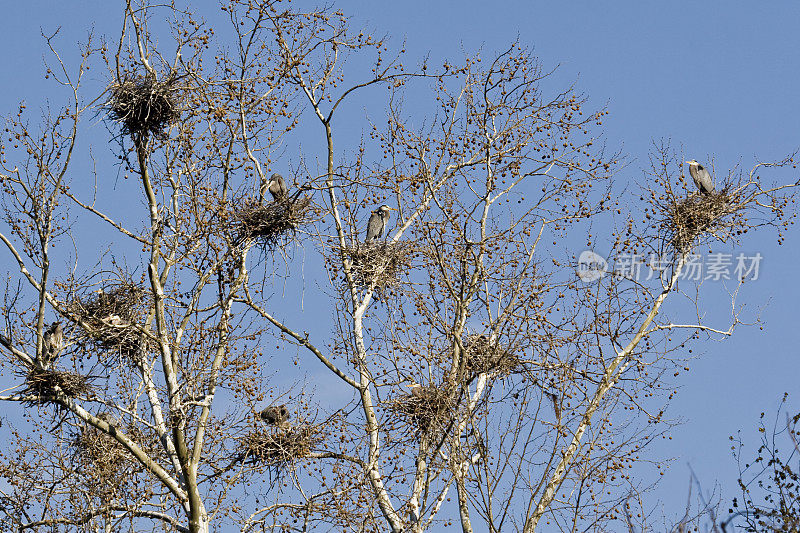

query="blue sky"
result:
[2,0,799,527]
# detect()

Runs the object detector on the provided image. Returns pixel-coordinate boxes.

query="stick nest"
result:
[24,367,93,401]
[666,190,734,251]
[462,334,522,377]
[234,196,312,246]
[390,384,455,434]
[107,74,181,137]
[70,283,150,361]
[239,423,323,466]
[339,242,416,289]
[74,419,130,479]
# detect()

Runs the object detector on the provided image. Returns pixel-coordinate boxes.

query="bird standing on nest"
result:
[686,159,714,195]
[94,287,111,307]
[40,321,63,369]
[405,381,427,399]
[102,314,126,327]
[260,173,288,203]
[365,205,394,242]
[259,404,290,427]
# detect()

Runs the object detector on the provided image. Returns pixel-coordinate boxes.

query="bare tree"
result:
[721,394,800,532]
[0,1,797,532]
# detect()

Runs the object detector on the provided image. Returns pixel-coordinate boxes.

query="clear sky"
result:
[2,0,799,527]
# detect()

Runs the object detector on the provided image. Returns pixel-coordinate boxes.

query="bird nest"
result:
[23,367,93,401]
[234,196,312,246]
[462,334,522,377]
[665,190,734,251]
[389,384,455,434]
[239,424,323,467]
[339,242,415,290]
[107,74,182,137]
[74,421,130,479]
[70,283,150,361]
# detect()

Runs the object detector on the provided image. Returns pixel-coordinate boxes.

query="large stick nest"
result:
[23,367,93,401]
[69,283,150,361]
[239,423,323,467]
[107,74,182,137]
[339,241,416,290]
[461,334,522,377]
[664,189,736,251]
[74,418,130,480]
[389,384,456,434]
[234,196,312,246]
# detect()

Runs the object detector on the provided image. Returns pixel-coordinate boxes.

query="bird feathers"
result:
[259,173,288,203]
[686,160,714,194]
[365,212,385,242]
[40,321,64,369]
[365,205,392,242]
[259,404,290,426]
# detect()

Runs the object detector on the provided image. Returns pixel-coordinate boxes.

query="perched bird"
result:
[365,205,393,242]
[260,173,288,203]
[686,159,714,195]
[40,321,63,369]
[94,287,110,306]
[97,412,119,427]
[405,381,426,399]
[259,404,290,426]
[102,314,125,327]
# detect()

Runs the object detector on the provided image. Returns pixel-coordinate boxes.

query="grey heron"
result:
[259,404,290,426]
[97,412,119,427]
[686,160,714,195]
[41,321,63,369]
[102,314,125,326]
[94,287,110,307]
[365,205,393,242]
[405,381,426,399]
[260,173,288,203]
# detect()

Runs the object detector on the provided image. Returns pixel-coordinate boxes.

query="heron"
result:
[259,404,290,426]
[97,412,119,428]
[94,287,110,307]
[40,321,63,369]
[102,314,126,327]
[405,381,427,399]
[365,205,393,242]
[686,160,714,195]
[260,173,288,203]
